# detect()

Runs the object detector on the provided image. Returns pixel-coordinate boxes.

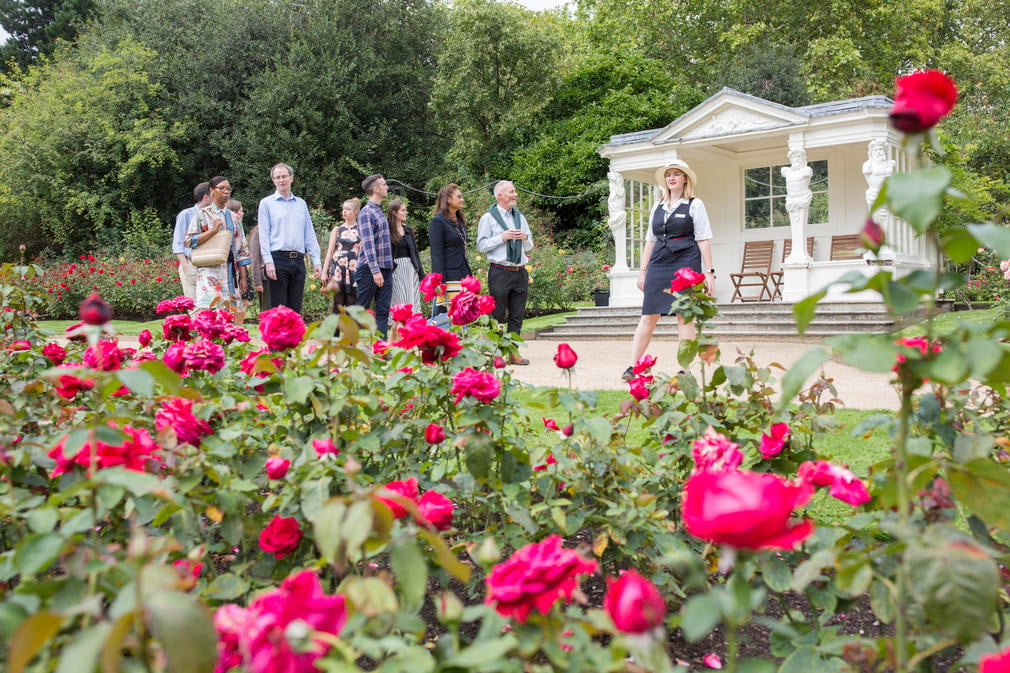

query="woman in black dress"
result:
[321,199,362,313]
[623,160,715,380]
[429,183,472,282]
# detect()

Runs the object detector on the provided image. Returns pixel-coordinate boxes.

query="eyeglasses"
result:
[213,185,233,192]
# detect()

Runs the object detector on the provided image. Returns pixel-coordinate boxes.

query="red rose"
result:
[53,371,95,399]
[265,456,290,480]
[48,422,161,477]
[759,423,790,459]
[163,342,187,373]
[420,272,445,301]
[79,292,112,325]
[543,417,560,431]
[889,69,957,133]
[182,340,225,373]
[416,490,454,530]
[137,329,152,348]
[798,460,871,506]
[424,423,445,444]
[451,367,500,404]
[259,305,306,351]
[860,218,885,253]
[493,355,507,369]
[460,276,481,293]
[553,343,577,369]
[449,290,481,325]
[533,454,558,471]
[485,535,598,622]
[162,313,194,342]
[156,296,195,314]
[692,427,743,474]
[312,438,339,459]
[7,340,30,351]
[390,303,415,323]
[377,478,419,518]
[682,469,814,550]
[42,342,67,365]
[670,267,706,292]
[392,316,463,364]
[604,569,667,634]
[633,354,657,375]
[628,374,651,401]
[155,397,212,447]
[373,339,390,356]
[258,515,303,559]
[173,558,203,580]
[64,322,87,342]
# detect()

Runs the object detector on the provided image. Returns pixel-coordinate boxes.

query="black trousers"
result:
[355,265,393,337]
[268,254,307,314]
[489,265,529,334]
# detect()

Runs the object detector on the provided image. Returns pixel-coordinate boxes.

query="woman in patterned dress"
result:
[187,176,251,315]
[321,199,362,313]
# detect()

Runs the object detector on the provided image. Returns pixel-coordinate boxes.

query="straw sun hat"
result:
[654,160,698,192]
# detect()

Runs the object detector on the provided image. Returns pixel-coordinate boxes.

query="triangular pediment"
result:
[650,88,808,143]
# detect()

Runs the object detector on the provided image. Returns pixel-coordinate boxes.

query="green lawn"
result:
[37,319,163,336]
[898,307,999,337]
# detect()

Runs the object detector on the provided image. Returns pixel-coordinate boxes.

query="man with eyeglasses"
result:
[172,181,211,300]
[257,163,322,313]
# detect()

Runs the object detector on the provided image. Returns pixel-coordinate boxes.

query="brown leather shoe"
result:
[509,354,530,366]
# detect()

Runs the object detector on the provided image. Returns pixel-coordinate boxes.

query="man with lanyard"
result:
[355,174,394,337]
[477,180,534,365]
[257,163,322,314]
[172,182,211,300]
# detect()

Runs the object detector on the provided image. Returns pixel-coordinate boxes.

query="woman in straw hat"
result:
[622,160,715,381]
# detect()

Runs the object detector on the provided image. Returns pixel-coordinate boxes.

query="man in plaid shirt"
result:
[355,173,394,337]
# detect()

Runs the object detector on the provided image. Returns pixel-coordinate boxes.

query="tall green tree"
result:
[0,36,182,257]
[0,0,94,70]
[430,0,561,179]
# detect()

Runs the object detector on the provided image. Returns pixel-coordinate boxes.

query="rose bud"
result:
[425,423,445,444]
[79,293,112,325]
[265,456,290,480]
[493,355,507,369]
[138,329,152,348]
[553,343,577,369]
[604,569,667,634]
[860,218,885,254]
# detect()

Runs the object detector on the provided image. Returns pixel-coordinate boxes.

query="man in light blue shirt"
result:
[172,182,211,299]
[257,163,322,314]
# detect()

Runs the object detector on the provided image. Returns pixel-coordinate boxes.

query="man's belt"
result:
[490,263,523,272]
[274,250,303,259]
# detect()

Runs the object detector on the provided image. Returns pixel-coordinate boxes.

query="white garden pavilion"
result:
[597,87,936,306]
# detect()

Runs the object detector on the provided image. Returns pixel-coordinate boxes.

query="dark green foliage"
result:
[0,0,95,70]
[719,42,810,107]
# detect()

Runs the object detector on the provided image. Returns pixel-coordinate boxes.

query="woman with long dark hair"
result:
[187,176,251,315]
[388,199,425,311]
[429,184,472,282]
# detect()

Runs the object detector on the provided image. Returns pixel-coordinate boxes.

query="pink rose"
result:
[460,276,481,293]
[670,267,706,292]
[798,460,871,506]
[981,646,1010,673]
[449,290,481,325]
[312,438,339,459]
[860,218,885,254]
[553,343,577,369]
[416,490,454,530]
[163,342,187,373]
[889,69,957,133]
[83,340,122,371]
[377,478,419,518]
[692,427,743,474]
[478,294,496,315]
[759,423,790,459]
[484,535,598,622]
[451,367,500,404]
[533,454,558,471]
[604,569,667,634]
[156,296,195,314]
[155,397,212,447]
[265,456,290,480]
[258,515,302,559]
[682,469,814,550]
[704,653,723,669]
[420,272,445,301]
[79,292,112,325]
[7,340,30,351]
[373,339,390,356]
[543,417,560,431]
[628,375,651,401]
[182,340,225,373]
[633,354,657,375]
[53,371,95,399]
[137,329,152,348]
[162,313,194,342]
[48,422,161,477]
[42,342,67,365]
[493,355,507,369]
[424,423,445,444]
[259,305,306,351]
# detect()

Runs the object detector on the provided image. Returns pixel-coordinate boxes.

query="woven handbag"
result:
[191,224,234,267]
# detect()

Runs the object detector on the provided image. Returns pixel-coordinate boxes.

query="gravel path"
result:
[508,337,900,411]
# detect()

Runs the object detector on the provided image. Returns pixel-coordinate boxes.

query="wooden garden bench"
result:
[729,240,775,302]
[830,234,864,260]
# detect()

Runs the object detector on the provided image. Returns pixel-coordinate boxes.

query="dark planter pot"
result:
[592,290,610,307]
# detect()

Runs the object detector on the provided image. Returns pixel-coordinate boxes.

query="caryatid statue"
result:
[862,139,895,222]
[781,148,813,263]
[607,171,628,272]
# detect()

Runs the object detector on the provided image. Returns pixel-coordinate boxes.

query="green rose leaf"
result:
[55,622,114,673]
[967,222,1010,258]
[886,166,950,234]
[144,591,218,673]
[16,532,65,576]
[390,536,427,610]
[793,289,827,334]
[940,227,979,263]
[284,375,316,404]
[203,573,250,601]
[776,347,829,413]
[947,459,1010,530]
[681,591,722,642]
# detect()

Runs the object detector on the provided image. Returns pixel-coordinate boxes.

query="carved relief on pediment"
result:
[678,107,789,140]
